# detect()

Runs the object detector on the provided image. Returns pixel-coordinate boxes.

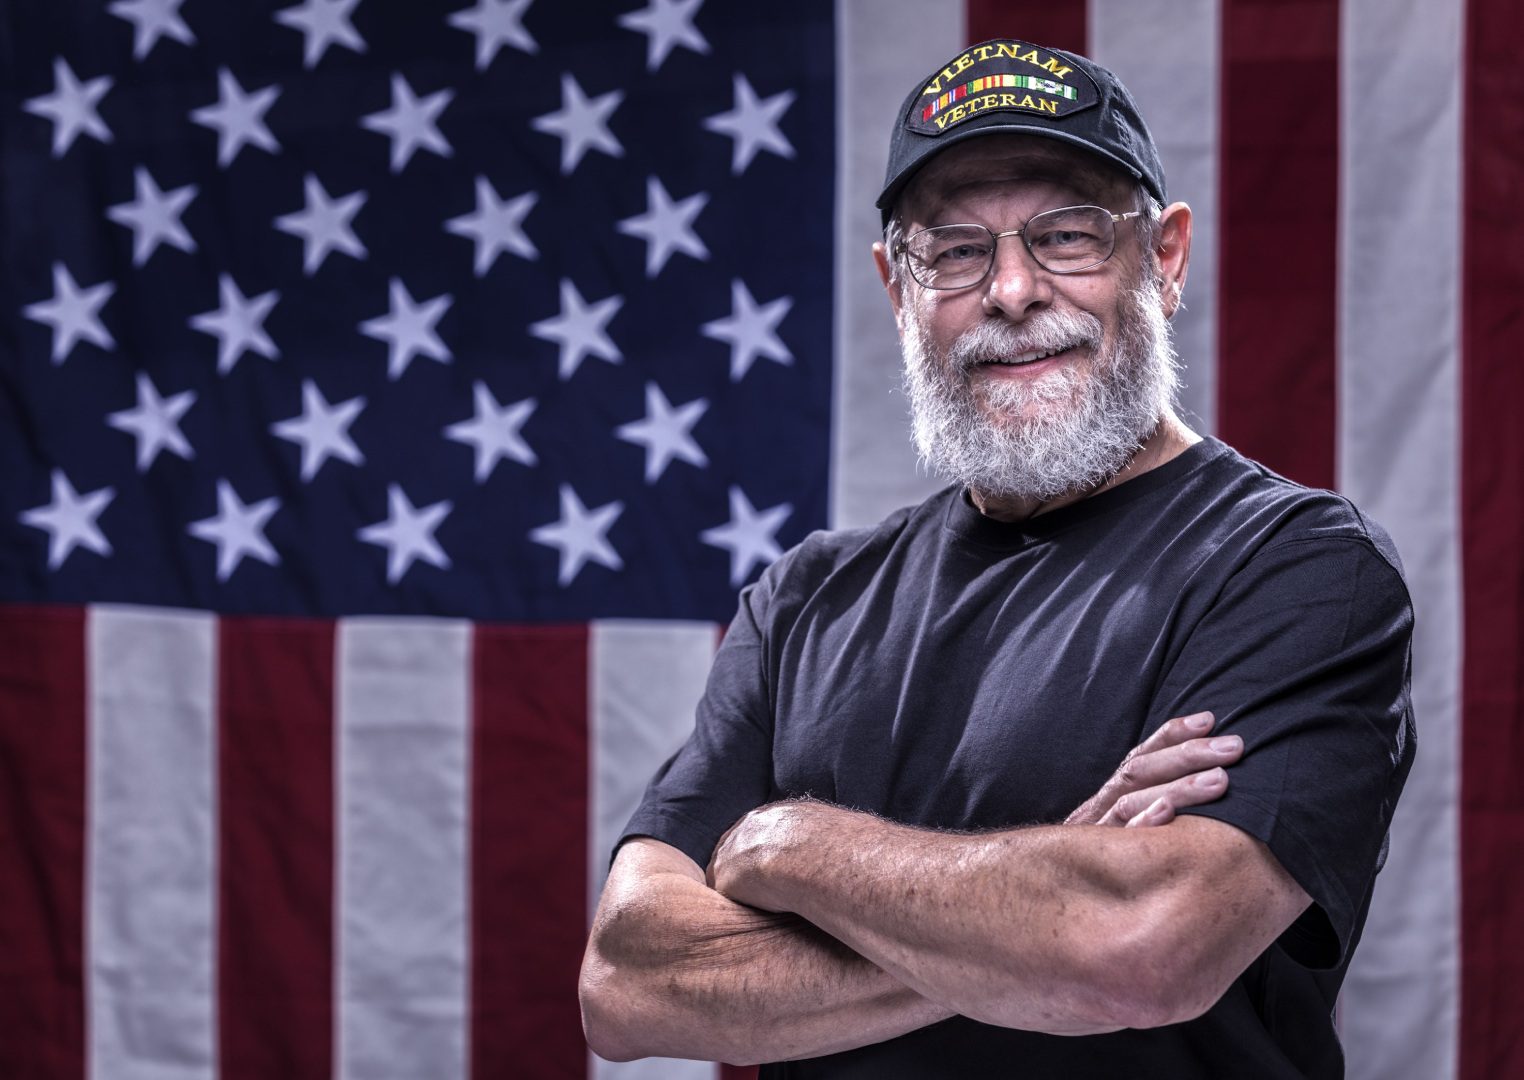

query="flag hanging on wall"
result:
[1,1,1519,1079]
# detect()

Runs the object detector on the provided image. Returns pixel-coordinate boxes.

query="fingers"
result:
[1125,796,1173,828]
[1112,732,1243,793]
[1066,706,1243,828]
[1112,766,1230,827]
[1132,711,1216,756]
[1064,711,1243,827]
[705,816,747,889]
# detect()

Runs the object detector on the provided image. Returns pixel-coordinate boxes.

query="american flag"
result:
[1,1,1519,1079]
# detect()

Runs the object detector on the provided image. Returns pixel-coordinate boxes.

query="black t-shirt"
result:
[621,438,1416,1079]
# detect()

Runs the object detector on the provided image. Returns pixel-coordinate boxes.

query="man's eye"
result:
[931,243,988,263]
[1036,229,1092,248]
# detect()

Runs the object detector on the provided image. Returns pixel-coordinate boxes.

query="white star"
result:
[270,378,365,481]
[616,382,708,483]
[275,173,368,275]
[105,166,198,266]
[357,484,452,584]
[19,470,115,570]
[445,176,537,276]
[528,278,622,380]
[361,73,454,173]
[616,175,709,277]
[359,277,452,379]
[701,278,793,381]
[529,484,623,586]
[618,0,708,71]
[190,67,281,167]
[703,72,796,174]
[22,262,115,365]
[531,73,623,174]
[188,480,281,582]
[23,58,113,158]
[448,0,536,69]
[274,0,367,68]
[189,274,280,375]
[700,486,792,586]
[445,381,537,482]
[107,372,196,472]
[109,0,195,60]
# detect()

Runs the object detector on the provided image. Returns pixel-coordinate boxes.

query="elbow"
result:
[580,960,767,1065]
[580,953,769,1065]
[1085,932,1230,1031]
[579,928,747,1064]
[579,932,658,1060]
[940,951,1139,1035]
[583,1020,641,1064]
[579,890,671,1062]
[582,1021,644,1064]
[1100,980,1217,1031]
[960,927,1227,1034]
[579,953,644,1062]
[1106,983,1221,1031]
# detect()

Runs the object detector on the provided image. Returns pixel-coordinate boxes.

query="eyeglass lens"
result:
[906,206,1117,288]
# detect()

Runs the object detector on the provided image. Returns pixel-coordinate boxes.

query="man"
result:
[580,38,1414,1078]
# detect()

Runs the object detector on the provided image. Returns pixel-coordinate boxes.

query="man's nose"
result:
[981,235,1053,319]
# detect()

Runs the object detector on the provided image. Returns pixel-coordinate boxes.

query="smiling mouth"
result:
[979,345,1077,366]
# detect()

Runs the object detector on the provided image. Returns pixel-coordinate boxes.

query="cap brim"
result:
[876,117,1151,220]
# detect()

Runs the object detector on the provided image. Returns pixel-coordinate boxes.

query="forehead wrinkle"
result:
[899,139,1130,225]
[913,172,1090,227]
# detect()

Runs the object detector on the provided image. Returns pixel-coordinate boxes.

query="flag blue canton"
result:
[0,0,835,623]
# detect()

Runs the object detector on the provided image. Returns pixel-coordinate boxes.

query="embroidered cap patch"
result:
[907,39,1099,135]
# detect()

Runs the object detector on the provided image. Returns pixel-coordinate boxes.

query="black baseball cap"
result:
[876,39,1166,224]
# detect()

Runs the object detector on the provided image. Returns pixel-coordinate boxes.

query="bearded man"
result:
[579,39,1414,1079]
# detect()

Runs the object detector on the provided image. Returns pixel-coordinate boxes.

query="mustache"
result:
[945,310,1105,371]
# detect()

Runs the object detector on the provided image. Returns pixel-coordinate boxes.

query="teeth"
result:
[990,347,1063,365]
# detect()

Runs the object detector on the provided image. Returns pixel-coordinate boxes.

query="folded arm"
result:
[710,803,1310,1033]
[580,835,950,1064]
[580,712,1243,1061]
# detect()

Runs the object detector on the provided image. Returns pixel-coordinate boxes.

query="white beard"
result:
[900,275,1181,503]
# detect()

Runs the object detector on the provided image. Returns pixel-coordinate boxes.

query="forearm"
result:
[715,804,1305,1033]
[581,841,952,1063]
[725,810,1135,1032]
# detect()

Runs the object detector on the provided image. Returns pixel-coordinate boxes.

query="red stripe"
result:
[965,0,1086,53]
[0,605,86,1080]
[1461,0,1524,1075]
[218,616,335,1080]
[470,625,588,1079]
[1217,0,1340,490]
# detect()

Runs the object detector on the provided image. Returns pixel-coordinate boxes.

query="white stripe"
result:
[1337,2,1462,1077]
[336,618,471,1080]
[88,605,217,1080]
[829,0,964,529]
[1088,0,1221,435]
[588,620,718,904]
[590,619,719,1080]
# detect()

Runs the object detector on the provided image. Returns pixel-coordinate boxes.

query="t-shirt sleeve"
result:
[1158,533,1415,970]
[614,565,781,870]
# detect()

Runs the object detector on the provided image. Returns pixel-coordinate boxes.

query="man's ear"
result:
[872,241,906,327]
[1155,202,1193,319]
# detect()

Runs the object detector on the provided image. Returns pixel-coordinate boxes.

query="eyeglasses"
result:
[894,206,1143,290]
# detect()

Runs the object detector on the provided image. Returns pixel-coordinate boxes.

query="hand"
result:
[706,799,820,910]
[1065,711,1242,828]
